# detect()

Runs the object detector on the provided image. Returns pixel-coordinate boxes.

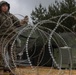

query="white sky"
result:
[1,0,62,21]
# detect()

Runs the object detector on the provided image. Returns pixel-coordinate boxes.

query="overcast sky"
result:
[3,0,62,21]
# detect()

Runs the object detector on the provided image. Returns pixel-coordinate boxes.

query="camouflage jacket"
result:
[0,12,20,37]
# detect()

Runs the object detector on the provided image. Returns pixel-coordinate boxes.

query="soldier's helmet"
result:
[0,1,10,12]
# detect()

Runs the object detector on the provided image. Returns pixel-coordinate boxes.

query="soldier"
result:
[0,1,22,72]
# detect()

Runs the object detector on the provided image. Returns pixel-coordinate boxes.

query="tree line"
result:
[31,0,76,32]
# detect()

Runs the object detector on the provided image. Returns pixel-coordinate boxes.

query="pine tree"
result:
[31,4,47,24]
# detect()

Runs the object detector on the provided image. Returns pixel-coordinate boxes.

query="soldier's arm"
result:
[11,14,21,27]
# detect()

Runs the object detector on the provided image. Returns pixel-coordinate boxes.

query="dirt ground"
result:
[0,67,76,75]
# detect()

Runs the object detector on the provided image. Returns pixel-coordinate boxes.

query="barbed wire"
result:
[0,12,76,75]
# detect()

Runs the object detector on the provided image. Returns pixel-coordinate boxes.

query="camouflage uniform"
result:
[0,1,21,67]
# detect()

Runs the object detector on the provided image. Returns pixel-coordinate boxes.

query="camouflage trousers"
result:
[0,44,17,67]
[0,45,4,66]
[0,37,21,67]
[0,43,11,67]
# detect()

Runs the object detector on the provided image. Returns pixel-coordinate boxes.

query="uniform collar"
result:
[1,11,10,14]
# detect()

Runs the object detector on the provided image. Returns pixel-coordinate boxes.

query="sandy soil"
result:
[0,67,76,75]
